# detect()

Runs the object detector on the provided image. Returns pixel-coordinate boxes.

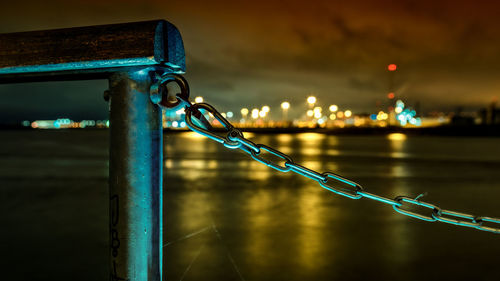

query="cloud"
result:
[1,0,500,121]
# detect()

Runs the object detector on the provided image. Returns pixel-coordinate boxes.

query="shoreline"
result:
[1,124,499,137]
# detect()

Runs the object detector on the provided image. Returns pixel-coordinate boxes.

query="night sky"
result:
[1,0,499,122]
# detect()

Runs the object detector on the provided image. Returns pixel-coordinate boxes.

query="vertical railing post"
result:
[108,70,163,281]
[0,20,185,280]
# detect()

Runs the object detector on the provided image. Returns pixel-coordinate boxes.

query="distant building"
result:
[479,102,500,125]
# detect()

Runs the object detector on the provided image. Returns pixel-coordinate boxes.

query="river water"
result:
[0,130,499,281]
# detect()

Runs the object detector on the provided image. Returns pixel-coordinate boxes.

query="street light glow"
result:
[281,101,290,110]
[344,110,352,118]
[329,105,338,112]
[307,96,317,104]
[262,105,270,113]
[241,108,249,116]
[194,96,203,103]
[251,109,259,119]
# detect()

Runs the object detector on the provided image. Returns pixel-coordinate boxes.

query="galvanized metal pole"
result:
[108,70,163,281]
[0,20,186,280]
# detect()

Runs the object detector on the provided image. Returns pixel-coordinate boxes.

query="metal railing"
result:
[0,20,184,281]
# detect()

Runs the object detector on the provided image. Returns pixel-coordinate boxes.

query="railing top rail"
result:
[0,20,185,83]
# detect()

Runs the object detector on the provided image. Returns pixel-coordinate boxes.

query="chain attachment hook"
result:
[150,73,190,111]
[185,103,241,149]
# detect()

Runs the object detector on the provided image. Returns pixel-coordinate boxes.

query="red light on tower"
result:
[387,92,395,99]
[388,64,397,71]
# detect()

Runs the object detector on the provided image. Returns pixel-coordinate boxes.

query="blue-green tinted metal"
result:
[393,196,440,222]
[185,103,240,149]
[474,217,500,233]
[319,172,363,199]
[477,216,500,224]
[0,20,185,76]
[109,70,163,281]
[150,73,190,111]
[285,162,326,181]
[432,209,479,228]
[250,144,293,172]
[0,58,160,75]
[358,191,400,206]
[228,133,260,154]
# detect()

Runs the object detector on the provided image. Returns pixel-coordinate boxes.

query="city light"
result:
[388,64,397,71]
[23,92,433,130]
[251,108,259,119]
[392,99,421,126]
[194,96,204,103]
[281,101,290,121]
[307,96,317,105]
[377,111,388,120]
[313,106,323,115]
[329,105,338,112]
[387,92,395,99]
[241,108,249,117]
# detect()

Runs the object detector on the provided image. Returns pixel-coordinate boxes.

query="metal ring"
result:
[150,73,189,110]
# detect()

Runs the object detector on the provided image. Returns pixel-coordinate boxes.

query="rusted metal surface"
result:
[109,70,163,281]
[0,20,185,83]
[0,20,184,281]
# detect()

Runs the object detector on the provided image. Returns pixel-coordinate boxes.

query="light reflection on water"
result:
[3,130,500,281]
[297,186,329,270]
[163,132,500,281]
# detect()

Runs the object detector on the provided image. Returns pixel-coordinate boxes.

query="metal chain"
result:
[153,73,500,234]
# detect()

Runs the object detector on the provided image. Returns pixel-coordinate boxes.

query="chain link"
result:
[155,73,500,234]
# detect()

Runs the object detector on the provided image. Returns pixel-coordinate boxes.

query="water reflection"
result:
[387,133,411,159]
[3,130,499,281]
[297,187,331,271]
[162,132,500,281]
[387,133,412,194]
[245,189,274,268]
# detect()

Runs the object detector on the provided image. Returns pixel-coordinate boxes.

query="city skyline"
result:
[1,0,500,122]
